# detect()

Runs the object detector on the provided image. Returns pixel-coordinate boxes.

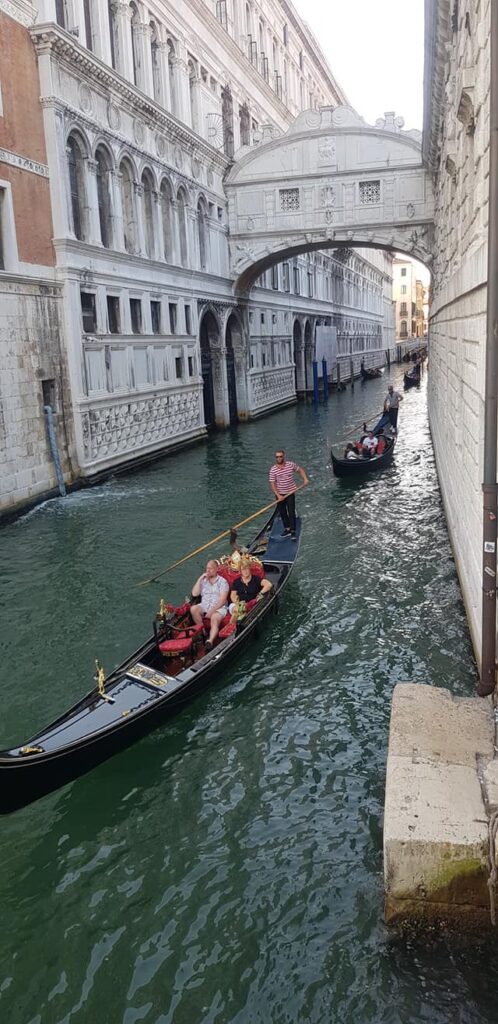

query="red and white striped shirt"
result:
[269,460,300,494]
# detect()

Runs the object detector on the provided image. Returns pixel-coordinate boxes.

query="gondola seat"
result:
[159,622,204,657]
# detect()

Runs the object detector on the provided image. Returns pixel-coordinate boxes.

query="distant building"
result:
[392,257,417,341]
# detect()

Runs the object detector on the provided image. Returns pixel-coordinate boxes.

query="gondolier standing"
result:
[269,449,309,538]
[385,384,403,433]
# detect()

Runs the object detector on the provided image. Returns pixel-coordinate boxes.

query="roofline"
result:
[278,0,349,108]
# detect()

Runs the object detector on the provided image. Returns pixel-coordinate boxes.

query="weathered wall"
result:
[0,276,74,513]
[425,0,489,659]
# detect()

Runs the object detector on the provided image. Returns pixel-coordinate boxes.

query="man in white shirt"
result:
[190,560,229,649]
[385,385,403,432]
[362,431,378,455]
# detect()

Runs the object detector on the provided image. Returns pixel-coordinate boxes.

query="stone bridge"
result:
[225,106,435,294]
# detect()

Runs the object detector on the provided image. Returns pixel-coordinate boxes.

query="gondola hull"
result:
[360,366,382,381]
[0,513,301,814]
[404,371,420,389]
[331,438,395,477]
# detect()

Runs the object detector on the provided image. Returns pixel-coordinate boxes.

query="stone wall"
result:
[424,0,489,658]
[0,276,74,514]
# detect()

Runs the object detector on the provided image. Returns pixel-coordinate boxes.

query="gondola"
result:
[404,368,421,389]
[360,365,383,381]
[331,436,395,477]
[0,510,301,814]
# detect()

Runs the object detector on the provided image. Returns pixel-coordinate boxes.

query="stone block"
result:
[384,684,495,932]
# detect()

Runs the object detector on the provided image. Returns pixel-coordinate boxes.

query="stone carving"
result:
[79,83,92,114]
[134,118,146,146]
[320,186,335,208]
[207,166,214,187]
[156,134,166,158]
[305,110,321,129]
[246,217,255,231]
[406,203,415,219]
[375,112,405,132]
[318,138,336,166]
[82,392,201,461]
[107,101,121,131]
[191,156,201,178]
[174,146,183,170]
[331,106,363,127]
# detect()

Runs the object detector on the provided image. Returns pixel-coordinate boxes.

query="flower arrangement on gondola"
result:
[156,599,175,623]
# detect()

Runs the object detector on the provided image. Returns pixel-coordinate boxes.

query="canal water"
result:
[1,368,496,1024]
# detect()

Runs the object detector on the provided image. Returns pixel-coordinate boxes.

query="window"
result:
[307,271,313,298]
[42,379,56,409]
[271,265,279,289]
[175,355,183,378]
[169,303,177,334]
[107,296,120,334]
[283,262,290,292]
[120,159,136,254]
[401,267,407,276]
[160,180,172,262]
[221,86,234,158]
[81,291,97,333]
[108,0,117,68]
[83,0,94,50]
[299,50,304,71]
[401,285,407,294]
[283,22,288,45]
[293,263,300,295]
[188,355,194,377]
[197,198,208,270]
[239,103,250,147]
[280,188,300,211]
[55,0,66,27]
[260,312,265,325]
[177,189,188,268]
[400,302,407,315]
[151,301,161,334]
[130,298,142,334]
[216,0,227,29]
[141,170,155,258]
[67,134,86,241]
[359,180,381,205]
[185,305,192,334]
[400,320,408,337]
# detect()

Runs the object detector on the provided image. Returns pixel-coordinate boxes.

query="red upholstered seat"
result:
[159,636,196,656]
[217,565,241,586]
[219,621,236,639]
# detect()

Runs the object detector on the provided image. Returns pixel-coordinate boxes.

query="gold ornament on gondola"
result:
[94,659,113,702]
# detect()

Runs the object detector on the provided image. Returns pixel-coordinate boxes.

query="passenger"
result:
[376,431,387,454]
[229,556,272,613]
[344,443,361,460]
[362,431,378,455]
[190,559,229,650]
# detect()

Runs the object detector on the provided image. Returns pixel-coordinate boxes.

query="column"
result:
[110,169,125,251]
[152,190,164,261]
[136,22,154,96]
[114,0,134,82]
[134,181,146,255]
[174,50,191,126]
[91,1,113,64]
[156,41,171,111]
[86,158,103,245]
[170,199,180,265]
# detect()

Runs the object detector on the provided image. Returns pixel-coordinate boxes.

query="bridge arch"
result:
[225,106,434,295]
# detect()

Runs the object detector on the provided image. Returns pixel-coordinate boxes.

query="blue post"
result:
[322,358,328,400]
[312,360,319,404]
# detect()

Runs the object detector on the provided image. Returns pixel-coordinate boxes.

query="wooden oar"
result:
[137,484,307,586]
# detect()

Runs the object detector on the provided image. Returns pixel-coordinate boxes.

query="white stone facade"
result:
[1,0,399,506]
[424,0,489,657]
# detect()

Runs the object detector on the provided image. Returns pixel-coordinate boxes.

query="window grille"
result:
[359,180,381,205]
[279,188,300,211]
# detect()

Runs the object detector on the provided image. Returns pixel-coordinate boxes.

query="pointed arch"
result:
[66,131,88,241]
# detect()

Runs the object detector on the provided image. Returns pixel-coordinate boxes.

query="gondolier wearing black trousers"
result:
[385,385,403,433]
[269,449,309,538]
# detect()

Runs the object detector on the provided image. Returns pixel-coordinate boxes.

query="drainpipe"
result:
[479,0,498,697]
[44,405,66,498]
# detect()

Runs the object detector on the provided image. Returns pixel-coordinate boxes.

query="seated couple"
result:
[344,430,387,460]
[190,557,272,649]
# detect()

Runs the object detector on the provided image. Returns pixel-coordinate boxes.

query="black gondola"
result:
[360,365,383,381]
[404,368,421,389]
[0,510,301,814]
[331,436,395,477]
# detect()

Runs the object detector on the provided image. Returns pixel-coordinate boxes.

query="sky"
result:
[293,0,425,132]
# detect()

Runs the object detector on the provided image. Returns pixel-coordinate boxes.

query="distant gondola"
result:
[404,368,421,389]
[331,436,395,477]
[361,365,383,381]
[0,509,301,814]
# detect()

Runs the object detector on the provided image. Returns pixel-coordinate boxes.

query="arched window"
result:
[177,188,188,267]
[67,134,86,241]
[167,39,177,116]
[150,21,161,102]
[120,159,136,254]
[95,146,113,248]
[130,3,140,87]
[160,179,173,261]
[197,198,208,269]
[141,170,155,257]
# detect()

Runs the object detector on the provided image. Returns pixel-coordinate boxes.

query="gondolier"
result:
[385,385,403,432]
[269,449,309,539]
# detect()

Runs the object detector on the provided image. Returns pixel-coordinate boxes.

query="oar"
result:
[136,484,307,586]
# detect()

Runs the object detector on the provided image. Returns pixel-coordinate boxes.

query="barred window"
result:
[280,188,300,211]
[359,180,381,205]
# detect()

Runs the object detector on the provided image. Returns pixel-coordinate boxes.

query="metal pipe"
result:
[44,405,66,498]
[479,0,498,697]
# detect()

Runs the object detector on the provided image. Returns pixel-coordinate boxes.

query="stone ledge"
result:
[384,683,495,931]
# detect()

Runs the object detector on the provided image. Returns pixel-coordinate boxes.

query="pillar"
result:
[114,0,134,82]
[134,181,146,255]
[110,169,125,251]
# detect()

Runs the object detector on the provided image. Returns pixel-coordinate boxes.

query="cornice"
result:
[0,0,36,28]
[31,24,229,173]
[423,0,452,170]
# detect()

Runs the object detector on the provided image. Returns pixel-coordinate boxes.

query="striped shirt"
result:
[269,460,300,494]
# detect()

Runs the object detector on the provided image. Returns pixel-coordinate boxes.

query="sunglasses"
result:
[275,455,284,460]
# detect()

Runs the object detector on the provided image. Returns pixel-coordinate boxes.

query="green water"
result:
[1,369,495,1024]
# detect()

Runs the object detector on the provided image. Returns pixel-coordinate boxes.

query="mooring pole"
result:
[312,360,319,403]
[322,358,328,400]
[479,0,498,697]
